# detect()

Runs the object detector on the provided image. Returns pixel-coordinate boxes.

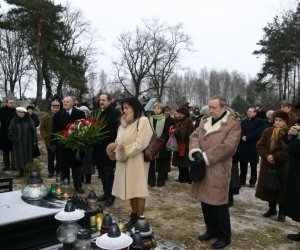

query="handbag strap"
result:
[136,117,155,133]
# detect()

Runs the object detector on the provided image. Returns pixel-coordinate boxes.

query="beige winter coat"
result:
[189,111,241,205]
[112,116,153,200]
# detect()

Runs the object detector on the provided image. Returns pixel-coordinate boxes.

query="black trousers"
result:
[2,150,11,168]
[148,159,169,186]
[47,148,59,174]
[97,156,115,197]
[239,162,257,185]
[59,146,82,189]
[201,202,231,242]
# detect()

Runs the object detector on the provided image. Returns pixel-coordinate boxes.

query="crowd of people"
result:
[1,94,300,249]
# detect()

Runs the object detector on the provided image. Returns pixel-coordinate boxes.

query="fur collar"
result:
[203,111,230,135]
[120,113,135,128]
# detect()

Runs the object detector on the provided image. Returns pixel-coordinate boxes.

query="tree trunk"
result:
[42,58,52,100]
[35,11,44,109]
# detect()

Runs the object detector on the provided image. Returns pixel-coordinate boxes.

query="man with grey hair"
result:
[52,96,86,193]
[264,110,274,129]
[189,96,241,249]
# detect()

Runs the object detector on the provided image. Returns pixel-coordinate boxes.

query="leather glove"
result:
[192,151,205,165]
[189,151,206,182]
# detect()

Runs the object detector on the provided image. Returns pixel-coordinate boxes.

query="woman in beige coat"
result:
[107,97,153,230]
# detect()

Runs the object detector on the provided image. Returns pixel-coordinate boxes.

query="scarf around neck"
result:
[150,114,165,137]
[269,126,287,153]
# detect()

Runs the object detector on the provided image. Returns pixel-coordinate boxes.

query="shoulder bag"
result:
[137,118,165,162]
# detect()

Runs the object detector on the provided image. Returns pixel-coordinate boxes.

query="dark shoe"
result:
[249,183,255,188]
[2,167,9,171]
[105,197,115,206]
[75,187,84,194]
[287,232,300,241]
[125,213,138,230]
[48,173,54,178]
[85,180,91,184]
[198,233,215,241]
[277,214,286,222]
[148,182,155,187]
[263,209,277,217]
[211,239,230,249]
[98,194,107,202]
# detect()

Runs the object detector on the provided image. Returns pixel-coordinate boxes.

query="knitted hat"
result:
[273,109,290,124]
[176,106,190,116]
[79,105,89,112]
[16,107,27,113]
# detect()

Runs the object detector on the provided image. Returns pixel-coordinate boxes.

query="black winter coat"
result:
[93,105,121,162]
[29,113,40,127]
[8,114,37,170]
[52,108,86,166]
[0,106,16,150]
[283,118,300,222]
[239,117,264,163]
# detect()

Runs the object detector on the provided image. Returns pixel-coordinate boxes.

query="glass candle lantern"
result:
[55,178,63,198]
[74,229,91,250]
[21,171,48,200]
[55,200,85,250]
[87,189,97,210]
[96,221,132,250]
[50,183,56,196]
[62,179,71,199]
[96,205,104,231]
[100,212,112,235]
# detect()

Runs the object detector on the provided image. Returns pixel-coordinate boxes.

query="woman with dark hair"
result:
[106,97,153,229]
[173,106,194,183]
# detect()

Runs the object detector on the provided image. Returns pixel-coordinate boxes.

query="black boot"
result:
[125,213,138,230]
[287,232,300,241]
[263,202,276,217]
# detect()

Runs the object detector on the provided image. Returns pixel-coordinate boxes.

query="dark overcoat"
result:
[8,114,37,170]
[255,127,289,203]
[0,106,16,150]
[239,116,264,163]
[52,108,85,166]
[93,105,121,163]
[283,118,300,222]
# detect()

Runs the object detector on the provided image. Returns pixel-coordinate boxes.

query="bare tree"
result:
[147,20,192,101]
[0,28,31,96]
[114,19,191,99]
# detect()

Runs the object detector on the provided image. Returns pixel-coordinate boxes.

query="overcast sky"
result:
[0,0,298,81]
[50,0,299,79]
